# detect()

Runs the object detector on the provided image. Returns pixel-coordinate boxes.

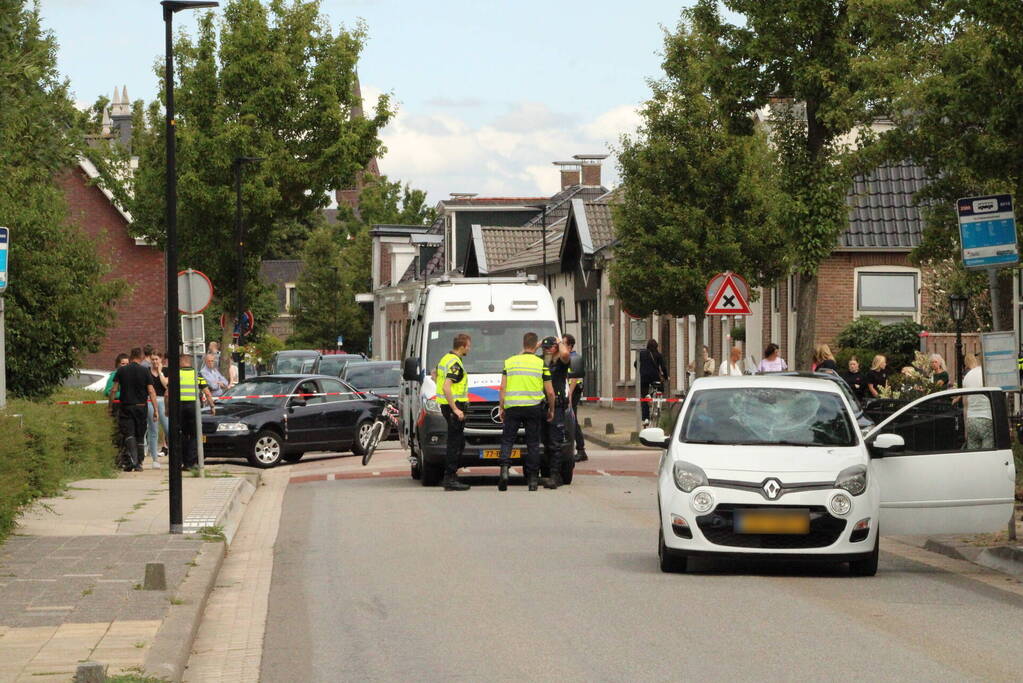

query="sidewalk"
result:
[577,402,668,450]
[0,462,256,682]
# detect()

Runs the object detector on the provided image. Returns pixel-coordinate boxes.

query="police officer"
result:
[436,334,472,491]
[564,334,587,462]
[540,336,572,489]
[110,347,159,472]
[498,332,555,491]
[179,354,215,470]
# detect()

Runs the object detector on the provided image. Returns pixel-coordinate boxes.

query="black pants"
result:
[640,378,654,421]
[543,397,568,475]
[440,402,467,477]
[501,404,543,475]
[180,403,199,469]
[117,404,147,469]
[571,387,585,452]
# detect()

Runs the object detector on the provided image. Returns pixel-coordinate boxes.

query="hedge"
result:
[0,388,118,541]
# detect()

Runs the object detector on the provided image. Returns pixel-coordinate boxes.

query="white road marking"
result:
[326,473,336,481]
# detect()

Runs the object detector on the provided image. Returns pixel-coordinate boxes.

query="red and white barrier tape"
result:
[57,392,677,405]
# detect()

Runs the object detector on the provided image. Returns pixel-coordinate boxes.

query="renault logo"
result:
[762,478,782,500]
[491,407,503,424]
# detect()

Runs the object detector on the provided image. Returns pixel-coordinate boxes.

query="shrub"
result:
[729,325,746,343]
[834,347,882,372]
[835,317,923,370]
[0,388,117,541]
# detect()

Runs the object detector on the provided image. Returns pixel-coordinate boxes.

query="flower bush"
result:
[878,351,943,401]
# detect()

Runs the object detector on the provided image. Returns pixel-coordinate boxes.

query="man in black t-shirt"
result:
[111,347,158,472]
[541,336,571,489]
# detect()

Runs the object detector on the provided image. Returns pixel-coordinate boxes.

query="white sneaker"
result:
[151,461,162,469]
[642,419,650,427]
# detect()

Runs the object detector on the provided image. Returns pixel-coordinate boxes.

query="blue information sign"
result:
[0,227,8,293]
[957,194,1018,269]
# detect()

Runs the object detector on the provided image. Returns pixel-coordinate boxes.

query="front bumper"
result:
[200,430,256,458]
[658,476,878,558]
[418,411,567,467]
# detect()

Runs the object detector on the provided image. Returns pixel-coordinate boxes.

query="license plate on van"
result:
[481,449,519,459]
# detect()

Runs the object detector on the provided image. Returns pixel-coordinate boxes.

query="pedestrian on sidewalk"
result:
[103,353,129,399]
[110,347,159,472]
[812,344,838,374]
[145,351,169,469]
[866,355,887,398]
[541,336,571,489]
[841,357,866,401]
[201,353,230,397]
[637,339,669,427]
[179,353,215,470]
[961,353,993,449]
[564,334,587,462]
[687,345,715,383]
[757,343,787,373]
[498,332,554,492]
[930,354,950,388]
[719,345,745,376]
[436,334,472,491]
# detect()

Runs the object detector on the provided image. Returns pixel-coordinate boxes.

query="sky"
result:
[37,0,697,203]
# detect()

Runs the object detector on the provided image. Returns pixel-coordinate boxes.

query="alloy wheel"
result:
[254,435,281,464]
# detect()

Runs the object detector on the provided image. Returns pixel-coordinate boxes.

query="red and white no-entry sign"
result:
[705,271,752,315]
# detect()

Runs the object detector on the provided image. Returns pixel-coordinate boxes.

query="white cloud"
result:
[368,89,641,202]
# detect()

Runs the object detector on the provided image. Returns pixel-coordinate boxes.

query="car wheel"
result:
[410,441,422,480]
[283,452,304,463]
[421,461,444,486]
[849,531,879,577]
[248,430,284,468]
[351,419,374,457]
[658,528,687,573]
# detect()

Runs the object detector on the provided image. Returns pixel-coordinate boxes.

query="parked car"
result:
[269,350,320,375]
[63,369,110,392]
[773,370,875,432]
[201,374,385,468]
[341,361,401,403]
[644,375,1014,576]
[316,353,367,378]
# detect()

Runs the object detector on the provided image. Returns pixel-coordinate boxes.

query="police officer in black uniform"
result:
[540,335,572,489]
[110,347,159,472]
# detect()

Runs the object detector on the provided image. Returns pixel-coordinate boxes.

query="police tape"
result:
[57,392,679,405]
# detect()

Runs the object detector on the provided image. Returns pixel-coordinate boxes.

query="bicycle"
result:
[647,380,665,429]
[362,402,400,466]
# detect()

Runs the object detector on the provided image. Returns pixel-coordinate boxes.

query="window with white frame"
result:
[285,283,299,316]
[855,267,919,323]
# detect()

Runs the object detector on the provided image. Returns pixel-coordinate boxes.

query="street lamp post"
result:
[233,155,263,383]
[949,293,969,387]
[162,0,218,534]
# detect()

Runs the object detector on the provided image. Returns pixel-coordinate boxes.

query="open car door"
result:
[865,388,1015,536]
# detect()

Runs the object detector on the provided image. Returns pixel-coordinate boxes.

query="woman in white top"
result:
[961,353,994,449]
[719,346,744,376]
[757,343,788,373]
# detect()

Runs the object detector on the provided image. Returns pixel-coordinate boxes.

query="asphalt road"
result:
[260,447,1023,681]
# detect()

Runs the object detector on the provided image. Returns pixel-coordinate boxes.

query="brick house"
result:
[58,156,166,370]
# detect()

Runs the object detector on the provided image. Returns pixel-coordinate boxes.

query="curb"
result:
[923,536,1023,577]
[143,471,261,682]
[583,433,648,451]
[144,540,225,682]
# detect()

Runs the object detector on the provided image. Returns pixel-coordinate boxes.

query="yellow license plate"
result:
[481,449,519,459]
[202,435,207,443]
[734,510,810,535]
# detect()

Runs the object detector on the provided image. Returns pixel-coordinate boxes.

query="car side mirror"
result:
[403,357,421,382]
[289,398,307,409]
[569,354,585,378]
[869,432,905,457]
[639,427,669,449]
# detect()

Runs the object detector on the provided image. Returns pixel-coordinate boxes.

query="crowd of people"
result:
[102,343,225,472]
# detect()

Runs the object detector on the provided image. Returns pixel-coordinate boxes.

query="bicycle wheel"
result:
[361,420,386,466]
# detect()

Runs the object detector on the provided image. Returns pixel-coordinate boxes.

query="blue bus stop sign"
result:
[957,194,1018,269]
[0,227,8,293]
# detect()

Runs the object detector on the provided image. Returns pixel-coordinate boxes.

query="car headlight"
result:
[835,465,867,496]
[830,493,852,516]
[691,490,714,513]
[216,422,249,433]
[423,397,441,413]
[673,461,708,493]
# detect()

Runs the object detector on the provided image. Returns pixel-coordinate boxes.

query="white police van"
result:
[399,276,570,485]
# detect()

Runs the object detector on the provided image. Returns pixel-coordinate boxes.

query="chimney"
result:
[574,153,608,186]
[552,161,581,189]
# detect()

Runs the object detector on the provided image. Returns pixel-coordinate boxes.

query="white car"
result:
[63,369,111,392]
[643,375,1015,576]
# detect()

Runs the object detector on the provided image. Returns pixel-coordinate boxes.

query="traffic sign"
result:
[0,227,8,293]
[177,269,213,314]
[705,271,752,315]
[957,194,1018,270]
[181,314,206,344]
[980,331,1020,391]
[629,319,647,351]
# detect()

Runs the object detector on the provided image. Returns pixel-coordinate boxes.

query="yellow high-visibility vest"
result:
[503,353,548,408]
[179,368,207,403]
[436,352,468,405]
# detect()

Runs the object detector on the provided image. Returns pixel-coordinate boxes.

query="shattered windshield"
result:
[680,387,856,447]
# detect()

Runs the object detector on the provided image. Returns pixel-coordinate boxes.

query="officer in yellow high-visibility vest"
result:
[179,353,215,470]
[436,334,472,491]
[498,332,555,491]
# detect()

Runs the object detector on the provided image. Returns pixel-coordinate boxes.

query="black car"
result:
[772,370,875,432]
[316,353,368,378]
[340,360,401,403]
[201,374,385,468]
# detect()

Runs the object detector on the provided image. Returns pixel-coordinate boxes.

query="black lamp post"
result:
[233,155,263,382]
[949,293,968,387]
[162,0,218,534]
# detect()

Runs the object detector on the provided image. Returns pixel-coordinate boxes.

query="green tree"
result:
[90,0,392,351]
[609,14,787,362]
[690,0,914,368]
[0,1,125,398]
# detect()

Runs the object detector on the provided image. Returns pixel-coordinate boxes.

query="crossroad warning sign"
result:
[705,271,752,315]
